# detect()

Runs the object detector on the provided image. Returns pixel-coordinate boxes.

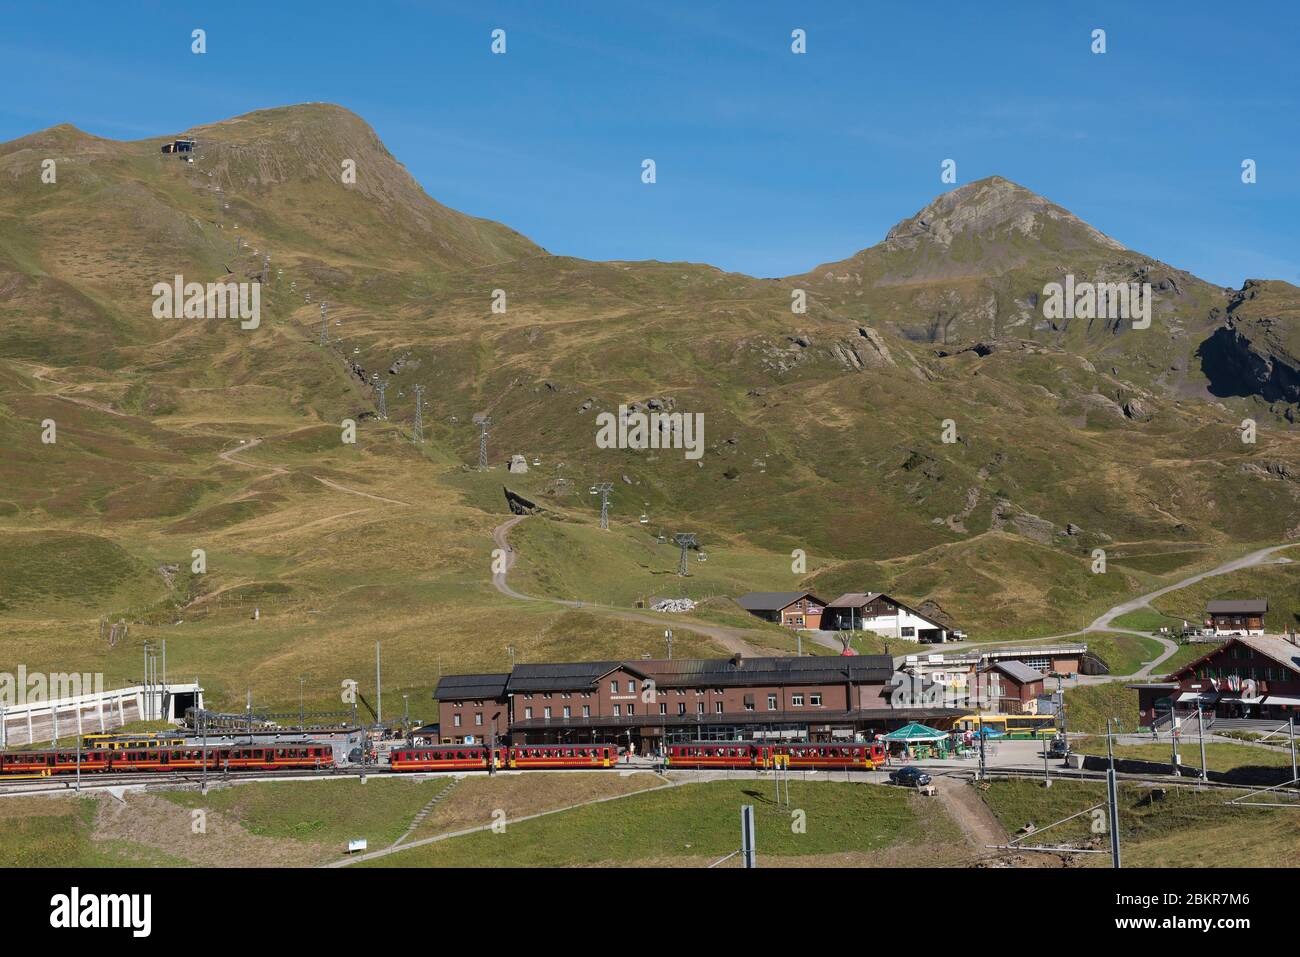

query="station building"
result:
[1131,634,1300,727]
[434,653,963,750]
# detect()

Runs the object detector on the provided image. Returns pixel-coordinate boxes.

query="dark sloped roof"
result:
[434,673,509,701]
[988,660,1046,684]
[505,661,623,693]
[736,591,823,611]
[444,654,896,699]
[639,655,893,687]
[1207,599,1268,615]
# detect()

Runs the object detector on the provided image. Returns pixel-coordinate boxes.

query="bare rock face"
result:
[1122,397,1153,421]
[855,326,895,365]
[916,599,955,628]
[1199,280,1300,403]
[884,176,1126,253]
[1078,392,1126,420]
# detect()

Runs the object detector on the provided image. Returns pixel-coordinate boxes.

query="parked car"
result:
[889,766,932,787]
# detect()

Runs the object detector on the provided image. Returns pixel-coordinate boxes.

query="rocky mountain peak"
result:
[884,175,1126,253]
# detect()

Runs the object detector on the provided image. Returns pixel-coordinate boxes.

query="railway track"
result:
[0,765,377,797]
[6,758,1294,800]
[967,764,1300,796]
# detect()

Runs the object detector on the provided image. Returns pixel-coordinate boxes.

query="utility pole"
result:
[1051,673,1069,755]
[664,629,673,660]
[1291,717,1298,784]
[1197,704,1208,782]
[200,707,208,794]
[412,385,425,443]
[375,642,382,725]
[1106,718,1122,868]
[740,804,756,869]
[319,302,329,346]
[478,417,491,469]
[1170,714,1181,777]
[591,483,614,530]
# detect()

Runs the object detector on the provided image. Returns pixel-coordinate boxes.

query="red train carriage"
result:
[388,744,494,772]
[218,745,333,770]
[506,744,616,769]
[111,744,333,772]
[763,742,883,770]
[0,744,336,775]
[664,742,756,769]
[0,748,111,776]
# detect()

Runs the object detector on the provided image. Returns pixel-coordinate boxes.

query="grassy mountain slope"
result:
[3,104,1300,708]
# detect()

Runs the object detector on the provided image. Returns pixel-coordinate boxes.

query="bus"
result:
[951,714,1056,740]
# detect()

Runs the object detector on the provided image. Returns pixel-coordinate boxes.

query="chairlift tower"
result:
[375,380,388,420]
[590,482,614,530]
[319,302,329,346]
[674,533,697,577]
[478,417,492,470]
[412,385,425,443]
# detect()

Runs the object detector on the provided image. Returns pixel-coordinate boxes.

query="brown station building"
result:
[1131,634,1300,727]
[434,653,963,750]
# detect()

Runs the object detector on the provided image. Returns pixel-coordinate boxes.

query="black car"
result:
[888,766,932,787]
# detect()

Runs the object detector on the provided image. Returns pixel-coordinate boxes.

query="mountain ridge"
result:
[4,102,1300,702]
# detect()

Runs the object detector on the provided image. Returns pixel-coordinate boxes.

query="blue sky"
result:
[1,1,1296,285]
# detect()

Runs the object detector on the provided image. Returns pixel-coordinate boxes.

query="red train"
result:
[0,739,881,779]
[389,743,616,771]
[0,743,334,777]
[389,741,883,772]
[665,741,885,770]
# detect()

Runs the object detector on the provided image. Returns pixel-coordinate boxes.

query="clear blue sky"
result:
[1,1,1296,286]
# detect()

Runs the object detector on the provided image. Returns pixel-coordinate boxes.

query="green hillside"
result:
[3,104,1300,709]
